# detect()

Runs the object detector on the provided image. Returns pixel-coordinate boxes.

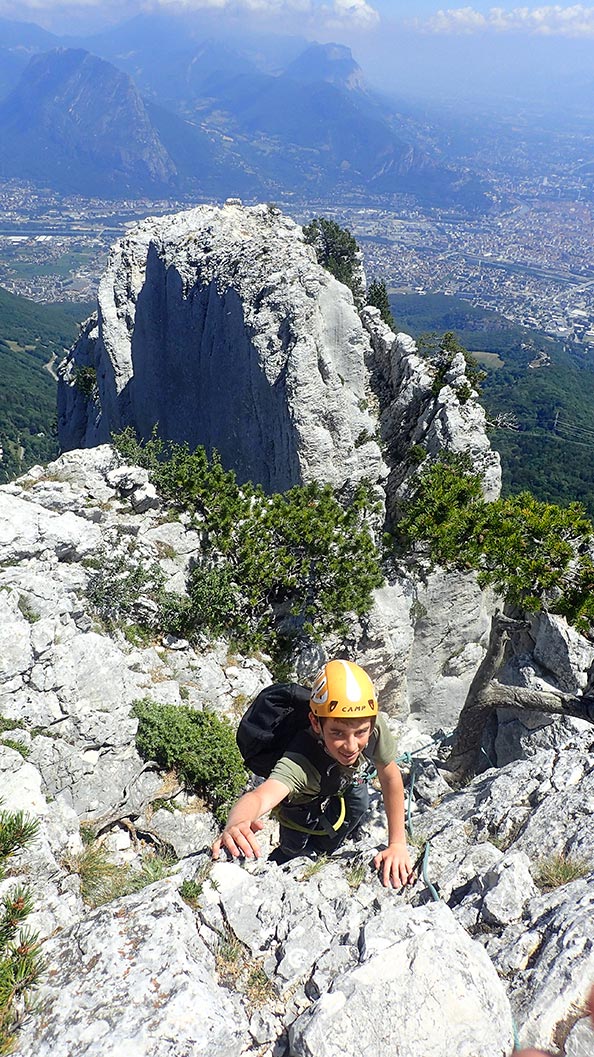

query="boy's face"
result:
[310,714,373,767]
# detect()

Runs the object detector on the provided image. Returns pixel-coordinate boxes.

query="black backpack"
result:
[236,682,312,778]
[236,682,378,794]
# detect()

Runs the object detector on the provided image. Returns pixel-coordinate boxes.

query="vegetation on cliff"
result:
[303,216,363,305]
[390,291,594,516]
[0,806,43,1054]
[394,452,594,636]
[110,428,384,667]
[0,289,92,483]
[132,699,246,821]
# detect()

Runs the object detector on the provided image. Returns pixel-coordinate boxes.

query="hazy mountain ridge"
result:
[0,48,178,195]
[0,14,489,207]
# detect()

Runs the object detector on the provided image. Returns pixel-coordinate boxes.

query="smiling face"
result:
[310,713,373,767]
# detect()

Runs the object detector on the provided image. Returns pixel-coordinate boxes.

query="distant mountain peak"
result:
[0,46,177,195]
[284,41,367,93]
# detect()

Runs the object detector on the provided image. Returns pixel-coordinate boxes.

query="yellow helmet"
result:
[309,659,378,719]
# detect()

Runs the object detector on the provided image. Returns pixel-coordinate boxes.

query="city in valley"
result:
[1,175,594,352]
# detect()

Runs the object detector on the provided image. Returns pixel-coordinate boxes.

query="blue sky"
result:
[2,1,594,101]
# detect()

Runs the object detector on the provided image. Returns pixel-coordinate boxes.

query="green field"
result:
[0,287,94,482]
[389,292,594,516]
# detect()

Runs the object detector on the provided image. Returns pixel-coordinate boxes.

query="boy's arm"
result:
[211,778,291,861]
[373,759,414,888]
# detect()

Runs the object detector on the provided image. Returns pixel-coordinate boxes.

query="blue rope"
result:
[394,732,454,904]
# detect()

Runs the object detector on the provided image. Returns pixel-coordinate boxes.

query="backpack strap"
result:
[284,724,380,797]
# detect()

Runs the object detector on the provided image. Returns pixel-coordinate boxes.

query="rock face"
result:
[1,448,593,1057]
[361,308,501,509]
[57,200,500,511]
[55,201,502,719]
[58,201,386,495]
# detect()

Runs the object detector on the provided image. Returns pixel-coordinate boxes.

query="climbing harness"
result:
[274,794,347,837]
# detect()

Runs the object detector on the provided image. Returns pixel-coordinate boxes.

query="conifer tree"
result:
[0,806,42,1053]
[367,278,396,331]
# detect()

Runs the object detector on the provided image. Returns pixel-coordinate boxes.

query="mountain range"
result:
[0,13,488,207]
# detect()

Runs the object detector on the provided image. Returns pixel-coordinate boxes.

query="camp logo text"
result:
[328,701,376,714]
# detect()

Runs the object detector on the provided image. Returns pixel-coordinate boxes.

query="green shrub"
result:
[132,699,246,820]
[409,444,427,467]
[73,366,98,401]
[395,454,594,635]
[86,547,165,630]
[111,431,384,659]
[367,278,396,330]
[419,331,485,398]
[0,807,43,1054]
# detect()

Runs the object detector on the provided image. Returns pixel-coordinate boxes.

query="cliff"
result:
[58,201,385,495]
[58,199,500,506]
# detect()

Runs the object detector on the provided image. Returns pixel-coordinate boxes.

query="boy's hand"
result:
[212,820,264,861]
[373,841,415,889]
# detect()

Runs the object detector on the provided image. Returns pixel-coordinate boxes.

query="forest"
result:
[0,289,92,482]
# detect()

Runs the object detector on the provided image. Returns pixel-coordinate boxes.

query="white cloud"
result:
[411,5,594,37]
[0,0,381,34]
[162,0,379,21]
[328,0,380,27]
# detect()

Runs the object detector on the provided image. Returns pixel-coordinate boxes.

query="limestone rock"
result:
[406,569,494,730]
[496,879,594,1052]
[531,612,594,693]
[58,202,387,496]
[0,490,101,563]
[12,882,248,1057]
[360,308,501,518]
[0,399,591,1056]
[290,902,513,1057]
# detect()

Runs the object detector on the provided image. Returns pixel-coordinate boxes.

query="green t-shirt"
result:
[268,712,397,804]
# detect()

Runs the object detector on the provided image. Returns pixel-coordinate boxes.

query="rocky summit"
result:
[1,446,593,1057]
[57,200,500,508]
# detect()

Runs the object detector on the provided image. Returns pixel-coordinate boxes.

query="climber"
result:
[211,659,414,888]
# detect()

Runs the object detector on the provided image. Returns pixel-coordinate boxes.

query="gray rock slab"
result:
[479,852,539,927]
[13,882,248,1057]
[406,570,494,730]
[0,745,84,938]
[498,879,594,1051]
[531,612,594,693]
[0,490,101,562]
[144,807,217,858]
[290,902,513,1057]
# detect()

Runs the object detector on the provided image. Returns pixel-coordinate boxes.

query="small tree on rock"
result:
[367,278,396,331]
[302,217,363,306]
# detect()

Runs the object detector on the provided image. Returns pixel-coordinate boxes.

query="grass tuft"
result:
[533,852,591,891]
